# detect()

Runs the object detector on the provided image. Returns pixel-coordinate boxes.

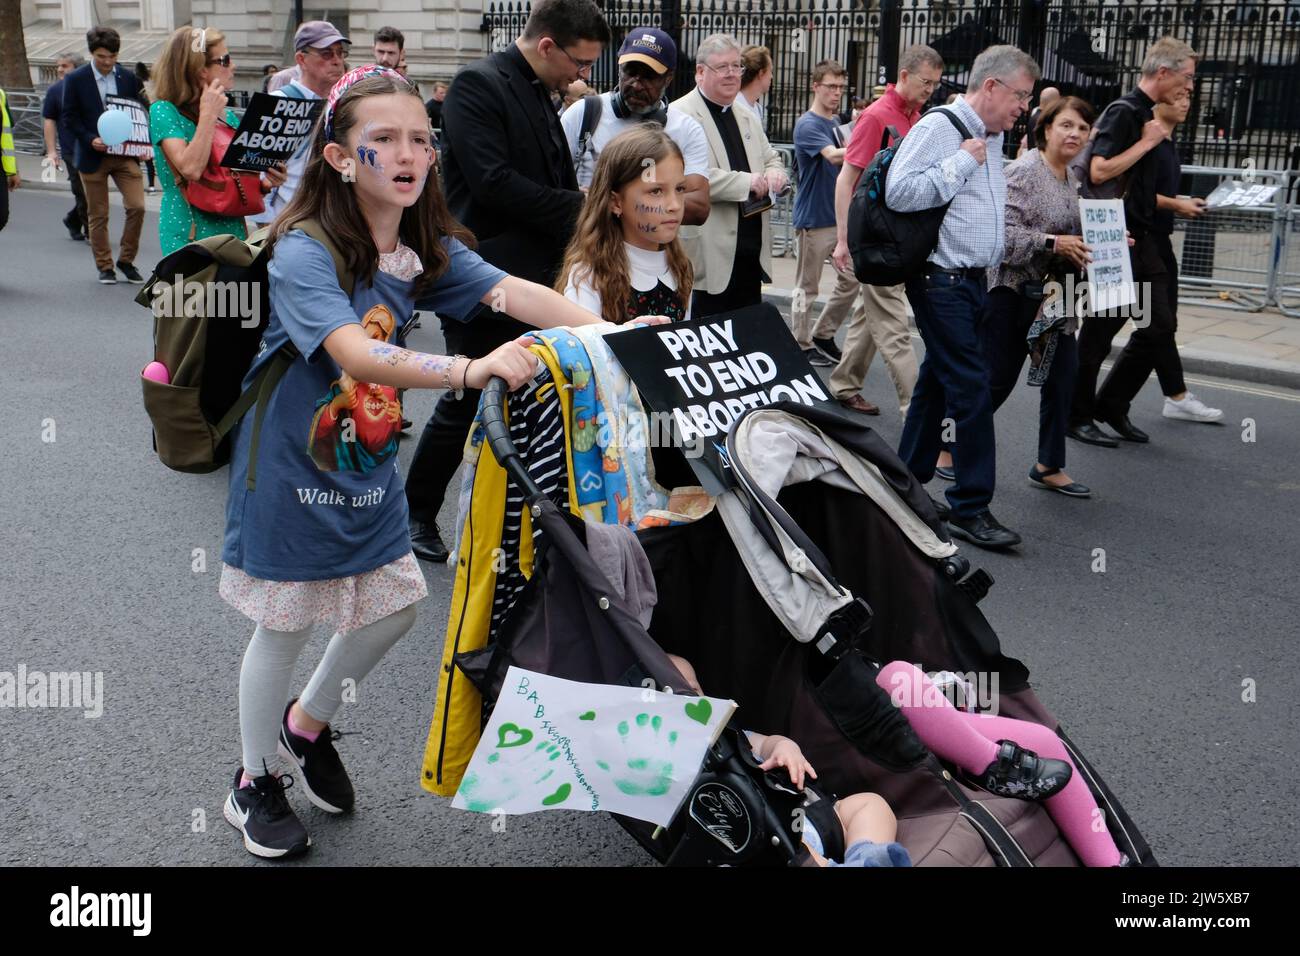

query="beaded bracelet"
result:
[443,354,467,394]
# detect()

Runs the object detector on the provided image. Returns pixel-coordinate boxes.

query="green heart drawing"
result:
[496,723,534,749]
[541,783,572,806]
[578,711,596,721]
[684,699,712,725]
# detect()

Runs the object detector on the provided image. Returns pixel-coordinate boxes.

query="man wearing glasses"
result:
[559,27,710,226]
[405,0,610,564]
[885,45,1041,550]
[671,33,788,318]
[828,44,943,415]
[1070,37,1210,446]
[252,20,349,225]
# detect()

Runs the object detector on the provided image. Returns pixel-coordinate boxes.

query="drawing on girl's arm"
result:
[366,343,456,377]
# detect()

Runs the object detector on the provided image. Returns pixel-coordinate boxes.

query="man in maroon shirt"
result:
[829,45,943,416]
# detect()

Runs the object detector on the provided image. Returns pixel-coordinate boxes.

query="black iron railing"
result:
[482,0,1300,168]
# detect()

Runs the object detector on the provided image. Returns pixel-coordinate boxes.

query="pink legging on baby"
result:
[875,661,1122,867]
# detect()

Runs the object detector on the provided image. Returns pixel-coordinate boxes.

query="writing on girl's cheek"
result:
[368,343,455,376]
[637,222,659,233]
[635,203,666,215]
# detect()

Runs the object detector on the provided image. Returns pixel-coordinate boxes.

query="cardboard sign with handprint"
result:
[453,666,736,827]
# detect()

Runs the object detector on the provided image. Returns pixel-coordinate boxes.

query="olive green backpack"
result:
[136,219,353,489]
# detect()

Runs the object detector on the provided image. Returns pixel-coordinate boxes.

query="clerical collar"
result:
[506,43,542,87]
[699,90,734,113]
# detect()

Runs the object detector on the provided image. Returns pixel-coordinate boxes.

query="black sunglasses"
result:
[206,53,232,68]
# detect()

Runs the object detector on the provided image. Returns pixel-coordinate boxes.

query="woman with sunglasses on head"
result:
[150,26,288,254]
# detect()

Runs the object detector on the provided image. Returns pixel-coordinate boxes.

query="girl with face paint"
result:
[218,66,619,861]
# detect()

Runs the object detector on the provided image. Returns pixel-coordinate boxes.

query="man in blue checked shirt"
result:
[886,45,1040,550]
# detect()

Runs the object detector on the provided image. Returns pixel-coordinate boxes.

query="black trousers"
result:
[981,287,1077,470]
[1072,233,1185,425]
[691,250,764,319]
[67,168,88,232]
[404,311,528,525]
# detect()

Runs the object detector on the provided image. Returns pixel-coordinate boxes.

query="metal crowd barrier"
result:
[770,143,797,258]
[1279,202,1300,319]
[6,90,49,155]
[1171,165,1293,313]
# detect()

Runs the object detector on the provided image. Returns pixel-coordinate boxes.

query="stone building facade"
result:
[20,0,493,91]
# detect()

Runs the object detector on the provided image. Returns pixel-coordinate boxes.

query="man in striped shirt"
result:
[885,45,1040,550]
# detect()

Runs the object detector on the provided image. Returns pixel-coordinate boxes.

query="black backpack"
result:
[847,107,971,286]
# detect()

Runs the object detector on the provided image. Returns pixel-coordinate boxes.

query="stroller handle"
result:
[480,375,548,502]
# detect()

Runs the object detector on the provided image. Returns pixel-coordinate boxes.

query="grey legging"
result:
[238,605,417,775]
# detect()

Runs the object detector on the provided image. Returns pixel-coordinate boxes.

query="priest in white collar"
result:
[671,33,788,319]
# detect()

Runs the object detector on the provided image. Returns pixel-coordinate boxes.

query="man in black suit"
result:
[60,26,147,284]
[405,0,609,562]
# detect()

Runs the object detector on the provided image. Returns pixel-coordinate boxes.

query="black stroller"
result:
[422,368,1156,868]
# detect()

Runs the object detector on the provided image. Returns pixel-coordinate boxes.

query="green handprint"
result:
[595,713,680,797]
[457,733,573,812]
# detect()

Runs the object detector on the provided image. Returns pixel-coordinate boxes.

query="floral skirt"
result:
[220,553,428,635]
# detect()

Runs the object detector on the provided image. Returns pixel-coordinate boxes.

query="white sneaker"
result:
[1162,392,1224,423]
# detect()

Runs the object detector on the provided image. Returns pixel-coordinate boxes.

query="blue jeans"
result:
[898,272,995,519]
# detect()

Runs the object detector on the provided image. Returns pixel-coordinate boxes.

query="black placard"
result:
[103,95,152,160]
[219,92,322,171]
[604,304,831,495]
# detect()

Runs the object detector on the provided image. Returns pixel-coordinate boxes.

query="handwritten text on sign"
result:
[452,666,735,827]
[1079,198,1136,311]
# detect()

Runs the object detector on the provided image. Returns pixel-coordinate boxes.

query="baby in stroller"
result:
[668,655,912,868]
[670,654,1128,867]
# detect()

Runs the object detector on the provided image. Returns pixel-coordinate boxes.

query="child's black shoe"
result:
[278,699,356,814]
[223,767,311,859]
[979,739,1072,801]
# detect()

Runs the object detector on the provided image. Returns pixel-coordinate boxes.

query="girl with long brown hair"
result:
[220,66,606,860]
[557,125,693,324]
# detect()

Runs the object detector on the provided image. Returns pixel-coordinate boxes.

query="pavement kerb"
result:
[761,286,1300,392]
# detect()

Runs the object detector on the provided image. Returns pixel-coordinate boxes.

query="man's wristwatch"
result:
[1044,234,1057,252]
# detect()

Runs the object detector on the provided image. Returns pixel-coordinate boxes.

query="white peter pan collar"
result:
[625,242,676,292]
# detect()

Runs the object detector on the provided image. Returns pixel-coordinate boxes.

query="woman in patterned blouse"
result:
[982,96,1097,498]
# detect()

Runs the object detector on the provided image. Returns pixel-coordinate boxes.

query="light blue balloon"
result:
[97,108,134,147]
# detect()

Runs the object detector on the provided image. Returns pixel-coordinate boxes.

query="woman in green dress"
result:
[150,25,286,255]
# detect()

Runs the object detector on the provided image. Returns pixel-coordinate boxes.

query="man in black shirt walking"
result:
[405,0,610,562]
[1069,36,1215,447]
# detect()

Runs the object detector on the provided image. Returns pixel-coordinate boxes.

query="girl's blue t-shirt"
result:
[222,230,506,581]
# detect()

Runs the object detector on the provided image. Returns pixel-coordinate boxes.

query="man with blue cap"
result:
[559,27,710,225]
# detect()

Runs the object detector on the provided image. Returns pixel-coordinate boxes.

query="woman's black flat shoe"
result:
[935,465,956,481]
[979,740,1073,801]
[1028,466,1090,498]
